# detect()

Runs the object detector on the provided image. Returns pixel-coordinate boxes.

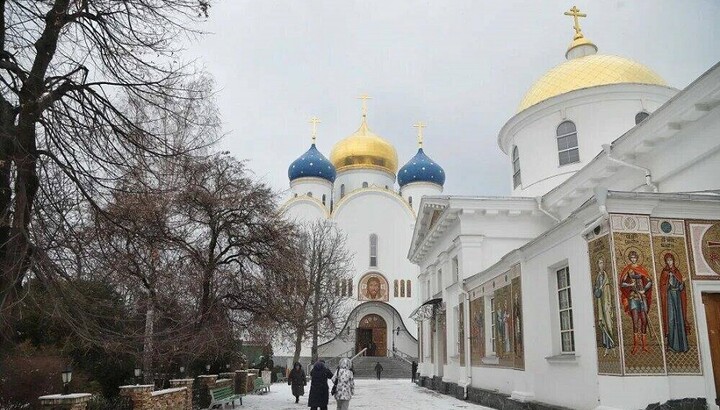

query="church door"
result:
[702,293,720,406]
[358,314,387,357]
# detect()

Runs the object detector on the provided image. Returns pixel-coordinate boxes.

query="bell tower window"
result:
[556,121,579,166]
[512,146,521,188]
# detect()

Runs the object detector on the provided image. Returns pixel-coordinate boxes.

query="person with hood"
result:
[332,358,355,410]
[308,359,333,410]
[374,361,383,380]
[288,362,307,404]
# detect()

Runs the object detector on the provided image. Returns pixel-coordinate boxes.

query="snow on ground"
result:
[233,378,493,409]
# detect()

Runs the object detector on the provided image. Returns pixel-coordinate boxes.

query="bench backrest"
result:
[253,378,265,387]
[211,386,234,400]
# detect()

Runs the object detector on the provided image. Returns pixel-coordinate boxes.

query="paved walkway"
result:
[236,378,493,409]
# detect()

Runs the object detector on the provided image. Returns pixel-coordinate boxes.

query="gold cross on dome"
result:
[309,116,321,144]
[357,94,372,117]
[564,6,587,39]
[413,121,426,148]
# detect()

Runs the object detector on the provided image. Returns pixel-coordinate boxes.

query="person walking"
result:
[411,360,418,383]
[332,358,355,410]
[288,362,307,404]
[308,360,333,410]
[374,361,383,380]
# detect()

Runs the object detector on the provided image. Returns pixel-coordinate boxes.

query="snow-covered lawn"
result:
[233,378,493,409]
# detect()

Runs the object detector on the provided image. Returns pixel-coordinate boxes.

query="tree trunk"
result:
[143,304,154,382]
[292,328,303,364]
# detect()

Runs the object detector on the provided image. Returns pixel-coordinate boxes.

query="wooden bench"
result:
[252,377,270,394]
[209,385,243,408]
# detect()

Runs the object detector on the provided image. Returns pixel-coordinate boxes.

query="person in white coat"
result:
[332,358,355,410]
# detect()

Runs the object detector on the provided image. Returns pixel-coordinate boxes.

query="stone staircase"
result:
[349,356,414,379]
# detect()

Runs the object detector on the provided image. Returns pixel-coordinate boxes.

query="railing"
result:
[389,348,415,364]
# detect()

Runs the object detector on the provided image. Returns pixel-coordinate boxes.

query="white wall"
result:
[334,168,396,200]
[290,177,333,211]
[400,181,442,213]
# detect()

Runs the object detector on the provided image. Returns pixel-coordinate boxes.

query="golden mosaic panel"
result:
[651,219,701,374]
[469,295,485,366]
[493,284,514,367]
[511,275,524,370]
[687,220,720,280]
[611,215,665,374]
[459,302,465,367]
[588,232,622,375]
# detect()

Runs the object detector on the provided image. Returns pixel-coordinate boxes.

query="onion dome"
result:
[330,118,398,175]
[288,144,336,182]
[398,148,445,187]
[517,7,666,112]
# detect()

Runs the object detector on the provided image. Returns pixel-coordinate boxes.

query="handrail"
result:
[324,347,361,370]
[389,348,415,364]
[349,348,367,362]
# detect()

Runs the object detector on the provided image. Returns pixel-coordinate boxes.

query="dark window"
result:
[322,194,326,205]
[408,196,413,206]
[362,182,369,188]
[369,234,378,267]
[340,184,345,199]
[635,111,649,124]
[512,146,521,188]
[394,279,399,297]
[556,121,580,166]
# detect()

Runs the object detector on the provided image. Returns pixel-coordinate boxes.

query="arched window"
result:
[512,146,521,188]
[400,280,406,297]
[307,192,313,197]
[369,234,378,267]
[335,281,340,296]
[407,280,411,297]
[322,194,326,205]
[340,184,345,198]
[408,196,413,206]
[635,111,649,125]
[347,280,353,297]
[556,121,580,166]
[394,279,399,297]
[294,193,298,198]
[362,182,369,188]
[341,279,346,296]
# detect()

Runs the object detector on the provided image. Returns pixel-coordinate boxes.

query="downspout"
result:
[535,197,560,222]
[460,280,472,400]
[580,187,609,237]
[601,144,658,192]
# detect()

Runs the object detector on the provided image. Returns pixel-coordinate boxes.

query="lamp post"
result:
[61,367,72,395]
[134,367,142,385]
[205,364,211,374]
[392,326,401,353]
[179,366,185,378]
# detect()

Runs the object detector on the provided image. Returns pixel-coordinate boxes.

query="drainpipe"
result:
[580,187,609,237]
[535,197,560,223]
[460,280,472,400]
[601,144,658,192]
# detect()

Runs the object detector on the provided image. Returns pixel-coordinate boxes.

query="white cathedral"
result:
[280,6,720,410]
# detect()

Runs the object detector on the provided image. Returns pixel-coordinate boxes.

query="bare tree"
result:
[252,220,354,363]
[0,0,215,349]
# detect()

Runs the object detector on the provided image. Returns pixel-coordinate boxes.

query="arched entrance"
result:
[356,314,387,356]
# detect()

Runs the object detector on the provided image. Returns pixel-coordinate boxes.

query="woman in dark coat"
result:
[288,362,307,403]
[308,360,333,410]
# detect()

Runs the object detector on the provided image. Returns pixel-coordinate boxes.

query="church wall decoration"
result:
[610,214,666,375]
[469,293,485,366]
[687,220,720,280]
[358,272,389,302]
[587,222,622,375]
[650,218,701,374]
[511,269,524,370]
[492,275,515,368]
[459,301,465,366]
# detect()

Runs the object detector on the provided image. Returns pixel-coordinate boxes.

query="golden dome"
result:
[330,118,398,175]
[517,54,667,112]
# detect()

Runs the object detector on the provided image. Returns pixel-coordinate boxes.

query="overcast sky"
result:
[185,0,720,197]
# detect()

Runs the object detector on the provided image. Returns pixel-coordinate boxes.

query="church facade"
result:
[281,102,445,360]
[409,9,720,410]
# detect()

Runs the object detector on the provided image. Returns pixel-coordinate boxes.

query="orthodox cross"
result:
[357,94,372,118]
[413,121,426,148]
[564,6,587,38]
[309,116,321,144]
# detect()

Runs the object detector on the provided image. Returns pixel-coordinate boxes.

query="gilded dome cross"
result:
[413,121,426,148]
[309,116,321,144]
[357,93,372,118]
[564,6,587,39]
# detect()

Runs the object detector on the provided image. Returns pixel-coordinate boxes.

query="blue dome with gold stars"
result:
[398,148,445,187]
[288,144,336,183]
